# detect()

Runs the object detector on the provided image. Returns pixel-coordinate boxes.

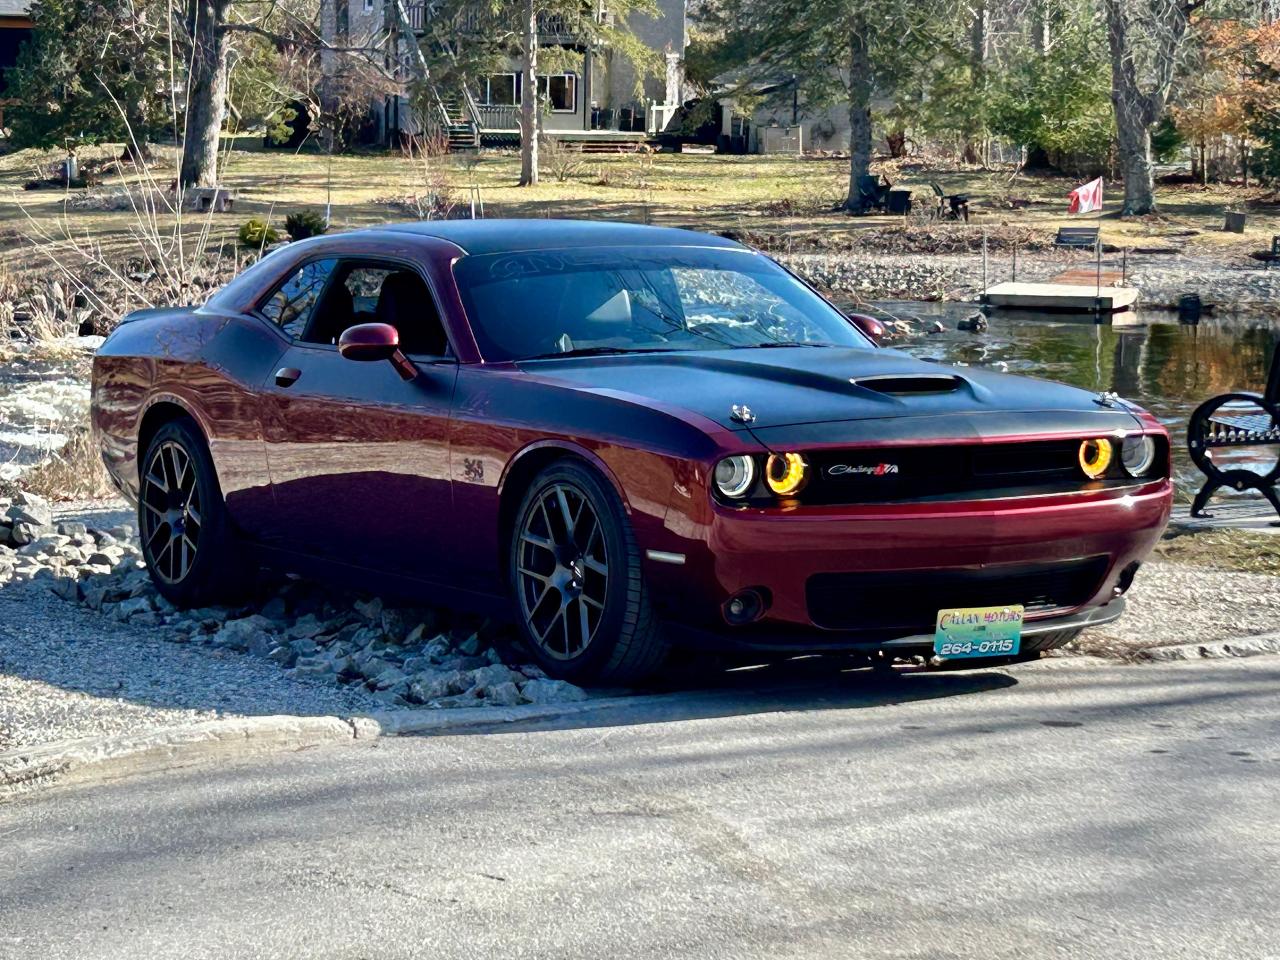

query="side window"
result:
[260,259,337,339]
[304,261,449,356]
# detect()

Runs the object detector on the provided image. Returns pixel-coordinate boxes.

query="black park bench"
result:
[1055,225,1100,248]
[1187,347,1280,521]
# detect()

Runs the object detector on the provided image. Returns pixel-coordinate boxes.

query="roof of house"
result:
[0,0,31,17]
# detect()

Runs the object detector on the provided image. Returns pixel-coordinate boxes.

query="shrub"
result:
[238,217,279,248]
[540,136,588,182]
[285,210,328,241]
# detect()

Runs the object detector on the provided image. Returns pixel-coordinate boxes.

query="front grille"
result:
[802,438,1153,505]
[805,557,1110,632]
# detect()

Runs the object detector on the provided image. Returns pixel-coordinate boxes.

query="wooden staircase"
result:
[433,92,479,151]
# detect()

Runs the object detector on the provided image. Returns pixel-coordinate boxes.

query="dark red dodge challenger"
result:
[92,220,1172,683]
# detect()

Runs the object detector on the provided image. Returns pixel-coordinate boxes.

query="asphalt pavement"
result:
[3,656,1278,960]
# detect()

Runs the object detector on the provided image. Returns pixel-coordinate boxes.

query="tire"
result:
[509,460,669,685]
[137,418,252,607]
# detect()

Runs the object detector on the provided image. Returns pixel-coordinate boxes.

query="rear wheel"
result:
[138,419,250,607]
[509,460,668,685]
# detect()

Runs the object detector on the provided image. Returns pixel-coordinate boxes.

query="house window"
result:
[481,74,518,106]
[363,0,374,10]
[537,73,577,112]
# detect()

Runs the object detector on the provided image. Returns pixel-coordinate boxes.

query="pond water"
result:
[0,346,93,482]
[867,301,1280,494]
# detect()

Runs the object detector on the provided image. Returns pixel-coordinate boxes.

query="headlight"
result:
[765,452,809,496]
[1078,438,1114,480]
[714,455,756,498]
[1121,435,1157,477]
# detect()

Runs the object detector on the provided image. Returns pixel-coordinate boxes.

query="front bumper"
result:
[644,479,1172,653]
[665,596,1124,656]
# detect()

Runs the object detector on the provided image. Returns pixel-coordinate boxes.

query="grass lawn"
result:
[1154,527,1280,576]
[2,139,1279,273]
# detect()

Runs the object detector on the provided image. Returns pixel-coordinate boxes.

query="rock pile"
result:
[782,254,957,301]
[0,493,590,711]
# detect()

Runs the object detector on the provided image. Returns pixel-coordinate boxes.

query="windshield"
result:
[452,245,872,361]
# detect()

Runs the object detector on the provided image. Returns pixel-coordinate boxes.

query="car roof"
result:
[372,219,746,256]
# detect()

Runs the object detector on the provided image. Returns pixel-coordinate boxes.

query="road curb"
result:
[0,696,652,802]
[0,715,362,801]
[14,637,1279,801]
[1135,632,1280,663]
[360,693,661,736]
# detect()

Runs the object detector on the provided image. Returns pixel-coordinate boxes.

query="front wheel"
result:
[509,460,668,685]
[138,418,251,607]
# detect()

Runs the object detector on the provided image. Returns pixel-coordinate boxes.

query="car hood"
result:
[518,347,1146,437]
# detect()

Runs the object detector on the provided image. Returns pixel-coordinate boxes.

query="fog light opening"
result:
[723,588,769,625]
[1114,561,1141,597]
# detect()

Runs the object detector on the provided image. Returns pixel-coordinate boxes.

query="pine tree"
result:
[5,0,168,159]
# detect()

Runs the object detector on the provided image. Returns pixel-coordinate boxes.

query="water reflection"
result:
[867,301,1280,491]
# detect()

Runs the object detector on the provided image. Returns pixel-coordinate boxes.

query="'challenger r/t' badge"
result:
[827,463,900,477]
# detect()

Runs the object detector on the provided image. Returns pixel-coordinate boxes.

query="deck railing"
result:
[403,1,426,30]
[401,4,601,39]
[474,103,520,130]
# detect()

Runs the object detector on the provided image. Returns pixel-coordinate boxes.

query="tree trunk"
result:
[180,0,230,189]
[121,98,153,164]
[518,0,539,186]
[1112,92,1155,214]
[1103,0,1198,215]
[843,21,874,212]
[964,0,987,164]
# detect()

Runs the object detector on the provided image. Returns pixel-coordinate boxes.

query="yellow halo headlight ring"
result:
[1078,438,1114,480]
[765,452,809,496]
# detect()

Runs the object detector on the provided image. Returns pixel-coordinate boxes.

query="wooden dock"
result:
[982,267,1137,313]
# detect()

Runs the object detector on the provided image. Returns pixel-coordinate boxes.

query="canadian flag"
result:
[1068,177,1104,214]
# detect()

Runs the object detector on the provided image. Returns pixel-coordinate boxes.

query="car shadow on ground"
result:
[422,656,1022,736]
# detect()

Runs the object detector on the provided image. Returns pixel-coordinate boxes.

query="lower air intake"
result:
[806,557,1109,632]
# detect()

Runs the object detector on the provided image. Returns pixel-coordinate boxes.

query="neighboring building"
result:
[320,0,688,148]
[713,75,894,155]
[0,0,33,120]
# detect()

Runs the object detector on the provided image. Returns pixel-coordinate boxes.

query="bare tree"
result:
[181,0,231,187]
[519,0,540,185]
[1102,0,1206,214]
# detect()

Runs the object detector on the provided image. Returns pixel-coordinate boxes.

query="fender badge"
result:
[730,404,756,424]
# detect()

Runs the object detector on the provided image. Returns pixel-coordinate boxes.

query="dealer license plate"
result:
[933,605,1024,659]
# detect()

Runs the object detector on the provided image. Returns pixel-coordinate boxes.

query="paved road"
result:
[3,657,1278,960]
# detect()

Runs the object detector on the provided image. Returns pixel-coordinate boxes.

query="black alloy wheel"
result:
[510,460,668,685]
[137,418,250,606]
[140,439,203,584]
[515,480,610,660]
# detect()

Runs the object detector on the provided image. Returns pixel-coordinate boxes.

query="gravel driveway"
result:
[0,578,388,751]
[0,493,387,750]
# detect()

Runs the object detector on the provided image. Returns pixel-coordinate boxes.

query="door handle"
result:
[275,367,301,387]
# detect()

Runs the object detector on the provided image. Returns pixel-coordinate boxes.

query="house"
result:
[320,0,687,149]
[713,74,893,155]
[0,0,33,128]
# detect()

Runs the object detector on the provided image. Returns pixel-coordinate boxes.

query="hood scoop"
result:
[851,374,965,396]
